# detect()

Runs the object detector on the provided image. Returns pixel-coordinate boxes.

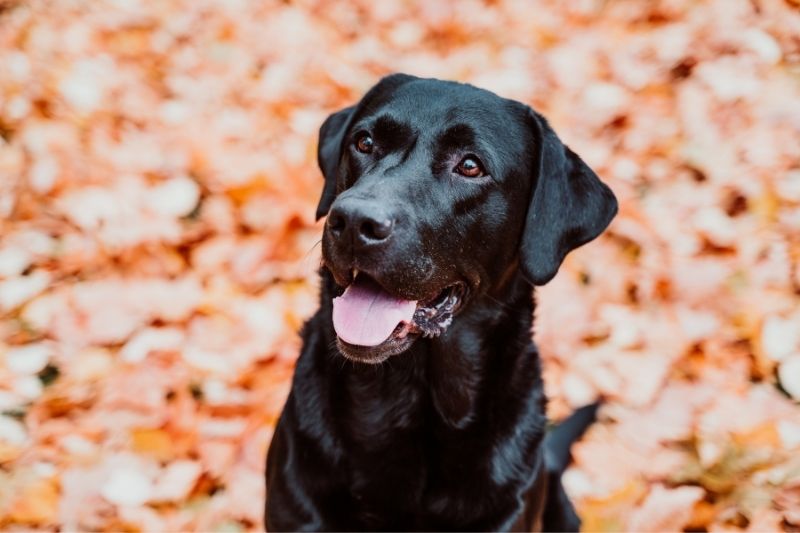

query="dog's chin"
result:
[336,333,419,364]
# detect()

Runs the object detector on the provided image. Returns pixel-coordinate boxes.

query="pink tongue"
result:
[332,276,417,346]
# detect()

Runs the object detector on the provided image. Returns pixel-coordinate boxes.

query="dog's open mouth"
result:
[332,273,465,352]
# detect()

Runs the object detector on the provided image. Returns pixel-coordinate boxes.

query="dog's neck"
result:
[427,271,536,428]
[318,268,542,432]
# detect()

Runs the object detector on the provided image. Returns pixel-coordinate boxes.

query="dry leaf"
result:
[627,484,705,532]
[6,477,59,525]
[778,355,800,400]
[2,0,799,530]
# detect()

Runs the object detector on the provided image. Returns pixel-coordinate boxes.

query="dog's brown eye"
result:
[455,156,484,178]
[355,133,374,154]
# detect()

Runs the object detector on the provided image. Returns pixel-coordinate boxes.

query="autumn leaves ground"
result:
[1,0,800,530]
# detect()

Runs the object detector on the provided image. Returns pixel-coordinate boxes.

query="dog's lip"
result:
[336,332,418,364]
[335,269,465,305]
[418,281,466,310]
[409,282,466,339]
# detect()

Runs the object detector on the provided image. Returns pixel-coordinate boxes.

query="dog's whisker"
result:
[484,293,515,312]
[304,238,323,259]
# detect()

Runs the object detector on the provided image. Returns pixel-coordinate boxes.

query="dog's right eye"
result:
[455,155,485,178]
[355,133,374,154]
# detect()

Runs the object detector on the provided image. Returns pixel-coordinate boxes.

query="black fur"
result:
[266,74,616,531]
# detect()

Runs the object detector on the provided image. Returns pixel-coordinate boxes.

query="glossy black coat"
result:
[265,75,617,531]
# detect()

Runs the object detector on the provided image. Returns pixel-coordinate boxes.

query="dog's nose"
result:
[328,202,395,248]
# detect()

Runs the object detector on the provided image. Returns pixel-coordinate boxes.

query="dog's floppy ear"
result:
[316,105,355,220]
[316,74,418,220]
[520,110,618,285]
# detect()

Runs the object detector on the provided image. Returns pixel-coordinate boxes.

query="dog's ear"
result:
[520,110,618,285]
[316,105,355,220]
[316,74,418,220]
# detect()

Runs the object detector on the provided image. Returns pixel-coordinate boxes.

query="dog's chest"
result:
[340,372,534,528]
[344,419,495,527]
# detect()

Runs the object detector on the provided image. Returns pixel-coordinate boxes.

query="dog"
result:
[265,74,617,531]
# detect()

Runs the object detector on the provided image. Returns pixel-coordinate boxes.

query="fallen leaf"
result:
[627,484,705,532]
[779,355,800,400]
[6,477,59,525]
[130,428,174,461]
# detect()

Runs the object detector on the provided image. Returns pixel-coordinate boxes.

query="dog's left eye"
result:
[355,133,374,154]
[455,155,485,178]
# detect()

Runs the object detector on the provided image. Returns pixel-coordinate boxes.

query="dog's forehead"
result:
[351,82,533,168]
[393,79,508,111]
[362,79,524,135]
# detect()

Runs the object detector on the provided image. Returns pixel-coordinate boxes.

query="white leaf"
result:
[762,314,800,362]
[5,342,52,375]
[148,175,200,218]
[151,460,202,502]
[100,468,153,506]
[120,327,184,363]
[0,271,51,311]
[778,355,800,400]
[0,415,29,446]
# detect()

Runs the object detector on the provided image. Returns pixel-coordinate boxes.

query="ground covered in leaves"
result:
[1,0,799,530]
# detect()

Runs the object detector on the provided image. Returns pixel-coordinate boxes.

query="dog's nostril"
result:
[360,218,393,241]
[328,212,346,235]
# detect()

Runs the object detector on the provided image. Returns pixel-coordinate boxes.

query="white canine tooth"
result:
[352,268,359,279]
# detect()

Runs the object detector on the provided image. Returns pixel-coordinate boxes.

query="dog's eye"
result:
[455,156,485,178]
[355,133,374,154]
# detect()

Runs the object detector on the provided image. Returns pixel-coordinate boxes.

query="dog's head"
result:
[317,74,617,363]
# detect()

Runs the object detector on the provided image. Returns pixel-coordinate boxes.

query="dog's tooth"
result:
[352,268,359,279]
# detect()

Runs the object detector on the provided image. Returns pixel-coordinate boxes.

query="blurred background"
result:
[1,0,799,530]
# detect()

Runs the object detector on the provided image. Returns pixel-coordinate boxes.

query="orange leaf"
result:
[130,428,174,461]
[7,478,59,525]
[0,442,23,464]
[578,479,648,532]
[732,422,781,449]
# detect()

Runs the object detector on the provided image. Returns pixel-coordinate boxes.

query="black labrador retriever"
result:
[265,74,617,532]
